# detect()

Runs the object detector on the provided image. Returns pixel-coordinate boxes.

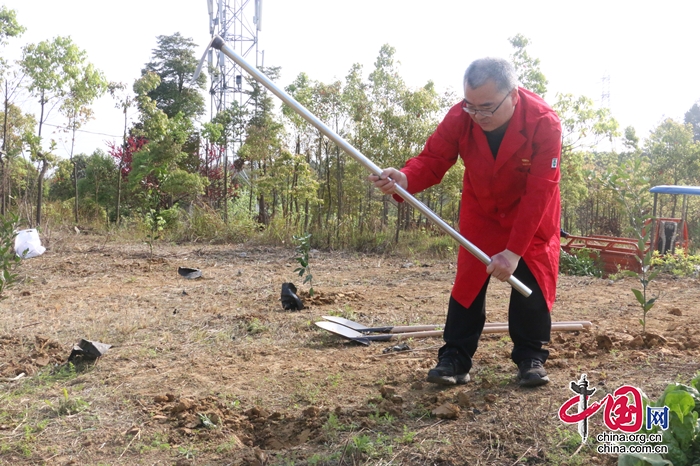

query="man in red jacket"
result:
[370,57,561,388]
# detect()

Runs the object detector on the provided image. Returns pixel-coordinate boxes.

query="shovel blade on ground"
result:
[315,321,443,345]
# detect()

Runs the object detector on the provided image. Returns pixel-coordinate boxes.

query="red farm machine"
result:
[561,185,700,275]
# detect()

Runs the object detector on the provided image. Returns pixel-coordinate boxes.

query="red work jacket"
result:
[397,87,562,310]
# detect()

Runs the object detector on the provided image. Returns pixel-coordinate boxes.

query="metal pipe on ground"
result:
[322,315,592,334]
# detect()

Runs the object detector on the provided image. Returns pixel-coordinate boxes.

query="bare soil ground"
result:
[1,231,699,465]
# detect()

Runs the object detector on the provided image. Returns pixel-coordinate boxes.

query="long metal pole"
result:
[203,35,531,297]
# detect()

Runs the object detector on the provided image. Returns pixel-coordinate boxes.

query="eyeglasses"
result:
[462,89,513,117]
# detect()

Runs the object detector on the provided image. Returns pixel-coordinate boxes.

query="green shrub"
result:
[76,198,108,224]
[42,200,74,227]
[0,213,22,299]
[425,234,457,258]
[651,251,700,277]
[618,372,700,466]
[42,199,108,227]
[559,247,603,277]
[160,204,257,244]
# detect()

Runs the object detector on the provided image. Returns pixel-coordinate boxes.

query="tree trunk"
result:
[35,158,48,227]
[35,97,47,228]
[223,145,229,223]
[315,133,323,230]
[116,109,128,225]
[382,196,388,227]
[5,159,11,214]
[116,158,123,225]
[0,158,5,216]
[23,172,32,225]
[1,79,8,217]
[71,120,79,224]
[248,162,254,218]
[336,145,342,245]
[272,188,277,220]
[257,193,268,225]
[394,201,402,243]
[325,141,332,225]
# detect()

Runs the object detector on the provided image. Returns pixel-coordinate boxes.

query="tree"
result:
[0,5,24,74]
[509,34,548,97]
[48,150,115,224]
[107,134,146,220]
[342,62,373,237]
[238,105,285,226]
[60,63,108,223]
[684,102,700,143]
[142,33,206,120]
[49,156,81,201]
[0,6,25,48]
[1,70,34,216]
[283,72,320,229]
[553,94,619,233]
[238,66,285,226]
[366,45,413,228]
[107,82,135,224]
[20,36,88,226]
[553,93,619,156]
[364,45,449,235]
[78,149,118,219]
[623,126,640,151]
[198,120,225,206]
[257,150,320,227]
[207,102,249,221]
[129,72,207,217]
[0,6,25,216]
[138,33,208,229]
[284,72,318,160]
[644,119,700,216]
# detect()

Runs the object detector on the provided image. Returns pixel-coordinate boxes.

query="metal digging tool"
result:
[323,316,442,333]
[314,321,590,346]
[315,321,445,346]
[193,36,532,298]
[322,315,592,334]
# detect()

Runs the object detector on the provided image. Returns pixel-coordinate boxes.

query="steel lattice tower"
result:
[207,0,262,116]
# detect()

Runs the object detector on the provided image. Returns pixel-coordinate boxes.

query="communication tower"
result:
[207,0,263,116]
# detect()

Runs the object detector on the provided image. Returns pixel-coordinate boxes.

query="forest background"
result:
[2,4,700,258]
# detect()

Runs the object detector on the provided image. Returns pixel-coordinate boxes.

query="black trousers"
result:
[438,260,551,372]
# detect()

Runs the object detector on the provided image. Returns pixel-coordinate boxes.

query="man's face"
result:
[463,79,517,132]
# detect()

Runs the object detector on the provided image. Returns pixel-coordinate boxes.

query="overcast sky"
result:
[3,0,700,159]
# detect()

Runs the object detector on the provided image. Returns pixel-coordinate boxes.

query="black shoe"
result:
[426,358,470,385]
[517,359,550,387]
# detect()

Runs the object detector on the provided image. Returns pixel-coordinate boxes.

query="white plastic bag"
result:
[14,229,45,259]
